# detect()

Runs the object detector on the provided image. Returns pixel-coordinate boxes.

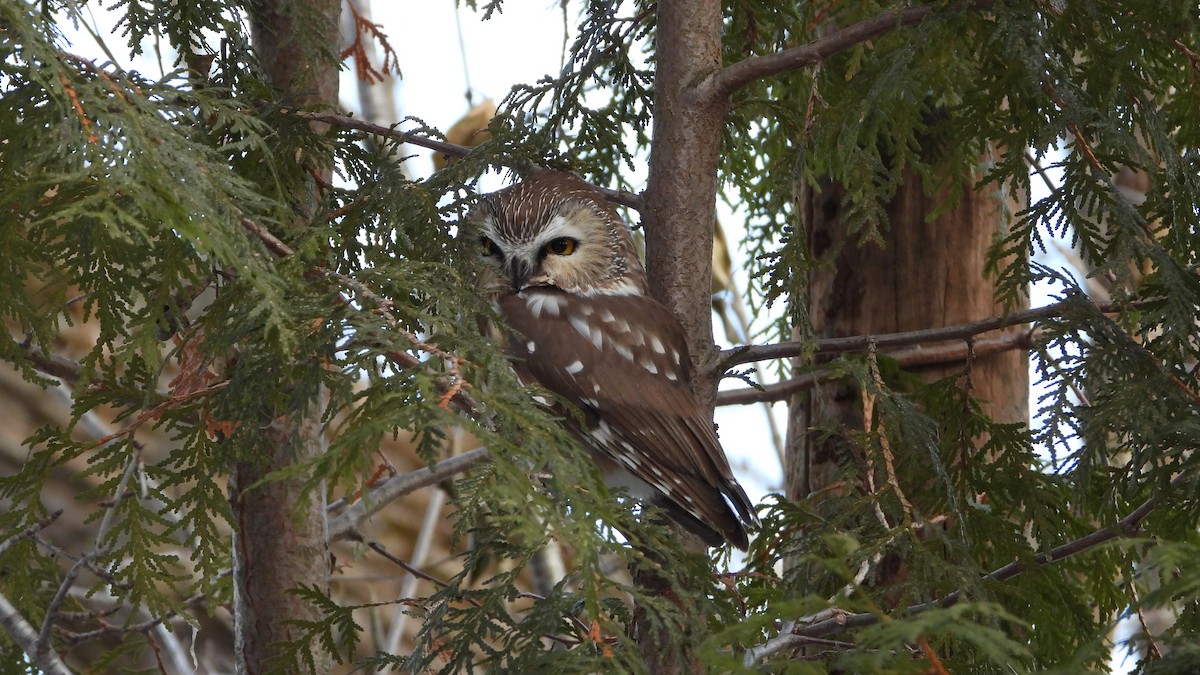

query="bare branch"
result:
[290,111,644,210]
[37,445,141,654]
[12,340,83,384]
[382,486,448,653]
[0,510,63,558]
[718,294,1151,370]
[328,447,490,540]
[0,592,71,675]
[57,588,214,645]
[717,329,1036,406]
[743,474,1179,664]
[699,4,973,104]
[295,110,472,159]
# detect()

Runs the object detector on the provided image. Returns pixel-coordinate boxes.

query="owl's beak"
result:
[507,259,533,291]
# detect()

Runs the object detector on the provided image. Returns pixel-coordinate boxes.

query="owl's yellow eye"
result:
[479,236,501,258]
[545,237,577,256]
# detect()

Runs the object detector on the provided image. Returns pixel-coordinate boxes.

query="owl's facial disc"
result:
[470,179,647,297]
[518,207,610,292]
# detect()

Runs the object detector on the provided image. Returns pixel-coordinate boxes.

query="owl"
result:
[468,170,758,550]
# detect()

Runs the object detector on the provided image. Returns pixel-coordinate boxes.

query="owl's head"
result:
[467,171,649,297]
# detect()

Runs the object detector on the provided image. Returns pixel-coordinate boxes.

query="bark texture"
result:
[636,1,725,672]
[786,163,1029,509]
[643,0,726,405]
[232,1,340,673]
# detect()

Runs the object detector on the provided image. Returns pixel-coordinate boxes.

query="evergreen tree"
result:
[1,0,1198,672]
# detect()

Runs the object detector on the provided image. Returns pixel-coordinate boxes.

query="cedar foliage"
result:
[1,0,1198,673]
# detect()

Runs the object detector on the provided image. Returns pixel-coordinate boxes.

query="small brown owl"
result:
[468,170,758,550]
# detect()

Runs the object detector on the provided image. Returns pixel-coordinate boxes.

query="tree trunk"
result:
[643,0,725,400]
[786,160,1028,538]
[232,1,339,673]
[636,1,725,672]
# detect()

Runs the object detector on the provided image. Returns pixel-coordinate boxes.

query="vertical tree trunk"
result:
[637,1,724,672]
[643,0,725,401]
[232,1,339,673]
[786,161,1028,526]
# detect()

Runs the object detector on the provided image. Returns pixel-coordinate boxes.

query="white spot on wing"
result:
[566,360,585,375]
[569,314,604,349]
[593,420,615,443]
[599,309,615,323]
[612,342,634,362]
[526,340,536,353]
[641,360,658,374]
[651,336,666,354]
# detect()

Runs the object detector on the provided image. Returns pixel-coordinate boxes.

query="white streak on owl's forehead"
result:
[477,174,648,293]
[502,212,588,264]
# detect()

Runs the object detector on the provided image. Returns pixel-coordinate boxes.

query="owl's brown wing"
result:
[497,288,758,549]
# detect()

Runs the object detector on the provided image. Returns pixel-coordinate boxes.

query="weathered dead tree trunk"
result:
[786,160,1029,557]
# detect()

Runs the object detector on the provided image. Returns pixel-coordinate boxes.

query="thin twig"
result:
[1126,573,1165,661]
[866,339,914,522]
[382,478,449,655]
[328,448,490,540]
[0,511,64,558]
[36,445,142,654]
[359,537,584,648]
[360,538,454,591]
[56,589,213,645]
[859,351,892,532]
[918,636,950,675]
[1024,150,1060,196]
[32,537,131,592]
[289,111,644,210]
